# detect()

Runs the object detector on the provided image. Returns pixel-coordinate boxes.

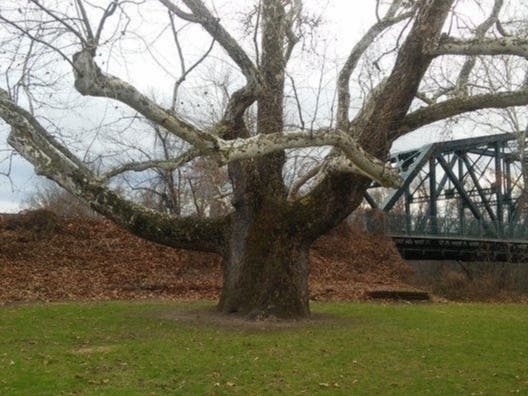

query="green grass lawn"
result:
[1,301,527,395]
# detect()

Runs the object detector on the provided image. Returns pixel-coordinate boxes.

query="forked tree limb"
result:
[159,0,259,82]
[301,0,455,235]
[451,0,504,96]
[159,0,261,129]
[219,130,403,188]
[336,1,415,129]
[72,50,218,151]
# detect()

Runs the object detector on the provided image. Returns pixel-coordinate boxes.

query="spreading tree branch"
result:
[0,14,81,73]
[0,88,226,253]
[94,1,119,45]
[219,129,402,187]
[159,0,259,82]
[300,0,455,238]
[28,0,87,45]
[71,49,400,187]
[397,88,528,136]
[168,11,215,112]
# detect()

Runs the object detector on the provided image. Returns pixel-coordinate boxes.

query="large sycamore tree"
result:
[1,0,528,318]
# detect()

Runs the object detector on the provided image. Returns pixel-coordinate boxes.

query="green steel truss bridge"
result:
[365,133,528,262]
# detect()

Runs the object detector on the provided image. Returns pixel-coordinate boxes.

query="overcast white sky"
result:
[0,0,506,212]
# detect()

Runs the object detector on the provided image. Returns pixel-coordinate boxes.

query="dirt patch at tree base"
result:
[0,212,411,305]
[155,305,350,332]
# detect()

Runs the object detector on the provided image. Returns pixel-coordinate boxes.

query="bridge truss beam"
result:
[365,133,528,244]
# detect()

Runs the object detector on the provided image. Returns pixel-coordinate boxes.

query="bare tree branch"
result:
[74,0,95,43]
[94,1,119,45]
[168,11,215,112]
[496,19,511,37]
[252,0,262,65]
[397,88,528,136]
[220,129,402,187]
[159,0,263,130]
[336,1,415,129]
[287,163,321,201]
[431,36,528,58]
[287,73,305,130]
[70,49,402,187]
[159,0,259,83]
[283,0,302,62]
[102,148,199,181]
[28,0,87,45]
[300,0,455,236]
[0,14,81,73]
[451,0,504,96]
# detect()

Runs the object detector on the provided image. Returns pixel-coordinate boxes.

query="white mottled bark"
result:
[72,51,217,152]
[218,129,402,188]
[431,36,528,58]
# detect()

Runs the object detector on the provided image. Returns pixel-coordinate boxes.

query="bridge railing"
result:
[366,213,528,241]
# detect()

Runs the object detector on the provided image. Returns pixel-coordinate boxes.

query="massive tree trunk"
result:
[219,206,311,318]
[218,181,369,318]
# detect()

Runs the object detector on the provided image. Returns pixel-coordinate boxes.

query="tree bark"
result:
[219,204,310,319]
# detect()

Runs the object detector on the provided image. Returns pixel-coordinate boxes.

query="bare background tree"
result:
[1,0,528,319]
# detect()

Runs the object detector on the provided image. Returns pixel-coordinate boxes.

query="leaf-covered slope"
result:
[0,211,410,304]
